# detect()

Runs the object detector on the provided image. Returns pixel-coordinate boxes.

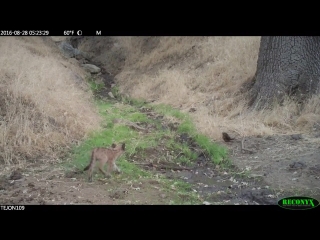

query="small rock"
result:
[291,134,302,140]
[46,175,54,180]
[77,58,88,64]
[203,201,211,205]
[160,194,167,199]
[309,164,320,174]
[81,64,101,74]
[108,92,115,98]
[9,170,23,180]
[250,174,264,178]
[289,161,307,170]
[266,136,275,140]
[65,172,75,178]
[58,41,80,58]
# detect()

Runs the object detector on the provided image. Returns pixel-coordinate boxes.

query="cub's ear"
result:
[111,143,116,148]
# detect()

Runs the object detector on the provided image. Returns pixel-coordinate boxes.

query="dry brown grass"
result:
[0,37,101,165]
[115,37,320,140]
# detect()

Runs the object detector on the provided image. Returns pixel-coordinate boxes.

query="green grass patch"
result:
[111,86,147,108]
[165,140,198,165]
[86,76,104,93]
[152,104,186,120]
[194,134,228,165]
[65,87,231,203]
[111,86,120,98]
[66,101,141,170]
[66,126,135,170]
[177,119,196,134]
[147,102,229,165]
[117,159,151,179]
[66,100,166,175]
[122,96,147,108]
[128,112,150,123]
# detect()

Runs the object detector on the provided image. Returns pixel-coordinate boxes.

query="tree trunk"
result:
[249,36,320,109]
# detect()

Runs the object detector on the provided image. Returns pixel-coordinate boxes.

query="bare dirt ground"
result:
[225,132,320,198]
[0,163,179,205]
[154,132,320,205]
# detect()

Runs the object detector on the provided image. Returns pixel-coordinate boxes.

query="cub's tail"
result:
[83,150,95,171]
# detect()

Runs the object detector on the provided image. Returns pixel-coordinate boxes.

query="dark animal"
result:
[222,132,235,142]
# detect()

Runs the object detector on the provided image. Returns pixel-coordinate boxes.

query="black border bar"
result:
[2,29,320,36]
[2,204,320,211]
[0,30,105,36]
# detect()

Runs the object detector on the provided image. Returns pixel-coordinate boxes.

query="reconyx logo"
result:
[278,196,319,210]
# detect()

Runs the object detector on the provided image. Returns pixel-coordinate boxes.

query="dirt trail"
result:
[0,164,179,205]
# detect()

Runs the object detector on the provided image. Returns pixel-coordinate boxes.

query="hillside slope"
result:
[0,37,101,167]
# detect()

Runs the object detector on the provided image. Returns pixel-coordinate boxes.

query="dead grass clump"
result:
[0,37,101,165]
[117,37,205,69]
[116,37,262,138]
[296,95,320,131]
[115,36,320,139]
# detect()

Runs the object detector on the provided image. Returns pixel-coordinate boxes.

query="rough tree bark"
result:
[249,36,320,109]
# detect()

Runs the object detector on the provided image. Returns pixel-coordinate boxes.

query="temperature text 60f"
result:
[64,30,74,35]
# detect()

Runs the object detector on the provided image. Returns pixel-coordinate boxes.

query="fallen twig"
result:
[113,118,147,131]
[134,162,191,171]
